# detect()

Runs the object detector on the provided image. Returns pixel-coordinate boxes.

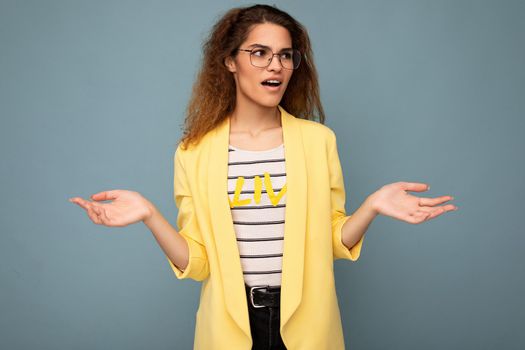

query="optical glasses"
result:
[236,46,301,70]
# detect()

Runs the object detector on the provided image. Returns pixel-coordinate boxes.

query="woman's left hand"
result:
[367,182,457,224]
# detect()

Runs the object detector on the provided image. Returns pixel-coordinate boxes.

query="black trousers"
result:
[246,285,287,350]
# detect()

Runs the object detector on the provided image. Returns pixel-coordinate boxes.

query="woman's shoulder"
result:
[296,117,337,142]
[174,131,212,156]
[174,138,204,166]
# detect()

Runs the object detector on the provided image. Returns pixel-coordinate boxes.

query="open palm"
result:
[69,190,152,227]
[369,182,457,224]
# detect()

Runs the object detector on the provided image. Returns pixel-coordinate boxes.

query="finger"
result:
[426,207,445,220]
[71,198,110,225]
[99,207,112,225]
[414,211,432,223]
[91,190,119,202]
[399,182,430,193]
[92,206,109,225]
[82,200,98,214]
[92,204,111,225]
[91,202,105,212]
[424,208,441,219]
[418,195,454,207]
[86,205,102,225]
[69,197,81,205]
[71,197,92,211]
[423,205,456,220]
[92,205,101,216]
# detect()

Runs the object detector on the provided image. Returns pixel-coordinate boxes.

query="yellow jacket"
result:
[167,105,365,349]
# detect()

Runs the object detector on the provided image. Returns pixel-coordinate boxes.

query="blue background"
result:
[1,0,524,349]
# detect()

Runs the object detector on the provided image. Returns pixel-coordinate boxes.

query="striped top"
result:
[227,143,286,287]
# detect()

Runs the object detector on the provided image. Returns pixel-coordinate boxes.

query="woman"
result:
[69,4,457,350]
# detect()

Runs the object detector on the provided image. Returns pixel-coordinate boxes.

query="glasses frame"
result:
[236,47,301,70]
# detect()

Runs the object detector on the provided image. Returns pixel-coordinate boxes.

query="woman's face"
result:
[225,22,294,109]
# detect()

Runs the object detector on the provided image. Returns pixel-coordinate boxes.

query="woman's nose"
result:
[266,54,283,71]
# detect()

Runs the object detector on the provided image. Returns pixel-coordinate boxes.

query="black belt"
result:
[245,284,281,308]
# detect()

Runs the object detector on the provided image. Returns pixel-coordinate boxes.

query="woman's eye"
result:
[253,49,268,57]
[281,52,292,59]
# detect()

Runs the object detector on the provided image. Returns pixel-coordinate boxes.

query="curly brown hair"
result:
[178,4,325,150]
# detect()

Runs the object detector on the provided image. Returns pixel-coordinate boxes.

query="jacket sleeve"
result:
[166,145,210,281]
[328,130,365,261]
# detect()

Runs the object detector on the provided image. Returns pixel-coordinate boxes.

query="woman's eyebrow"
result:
[247,43,293,51]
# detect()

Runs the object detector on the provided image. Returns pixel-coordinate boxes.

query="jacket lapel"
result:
[207,105,307,339]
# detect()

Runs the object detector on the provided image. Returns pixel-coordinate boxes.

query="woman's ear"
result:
[224,56,237,73]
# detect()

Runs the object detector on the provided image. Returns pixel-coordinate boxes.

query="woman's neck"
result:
[229,100,281,137]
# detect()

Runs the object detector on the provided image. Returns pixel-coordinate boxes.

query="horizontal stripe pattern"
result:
[228,143,286,287]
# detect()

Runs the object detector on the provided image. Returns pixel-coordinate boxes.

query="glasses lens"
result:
[250,48,271,68]
[249,48,302,69]
[292,49,301,69]
[280,49,301,69]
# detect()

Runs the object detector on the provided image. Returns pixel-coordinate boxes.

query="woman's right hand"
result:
[69,190,154,227]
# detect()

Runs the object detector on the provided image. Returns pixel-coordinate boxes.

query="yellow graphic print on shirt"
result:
[228,172,287,208]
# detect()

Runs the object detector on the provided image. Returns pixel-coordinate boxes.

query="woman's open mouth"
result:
[261,79,282,92]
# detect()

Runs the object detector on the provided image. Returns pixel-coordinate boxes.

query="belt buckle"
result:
[250,285,269,308]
